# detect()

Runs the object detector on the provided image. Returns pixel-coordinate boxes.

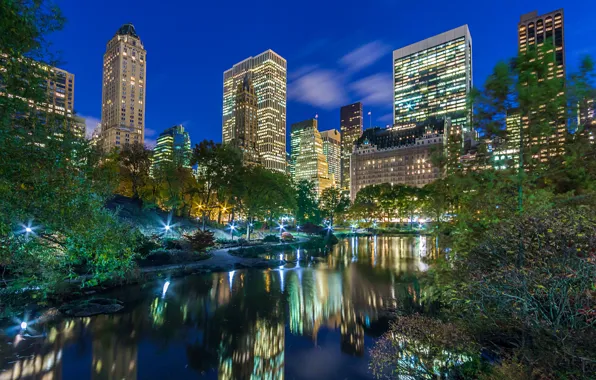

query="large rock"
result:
[59,298,124,317]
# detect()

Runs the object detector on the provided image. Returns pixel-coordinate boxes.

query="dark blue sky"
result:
[51,0,594,147]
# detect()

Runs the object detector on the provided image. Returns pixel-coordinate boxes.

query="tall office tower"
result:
[321,129,341,184]
[100,23,147,151]
[518,10,566,160]
[393,25,472,129]
[151,125,192,173]
[291,119,334,196]
[232,74,260,165]
[340,102,363,190]
[223,50,287,172]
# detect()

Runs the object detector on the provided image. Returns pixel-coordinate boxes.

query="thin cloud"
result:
[289,68,347,109]
[340,41,391,72]
[79,114,101,139]
[145,127,157,137]
[378,112,394,123]
[145,138,157,148]
[350,73,393,106]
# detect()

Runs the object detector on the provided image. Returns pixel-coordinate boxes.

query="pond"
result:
[0,236,431,380]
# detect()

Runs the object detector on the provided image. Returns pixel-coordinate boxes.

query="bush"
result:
[281,232,294,241]
[370,315,482,379]
[229,245,271,258]
[163,238,182,250]
[184,229,215,252]
[458,207,596,377]
[135,233,161,257]
[263,235,280,243]
[300,222,324,235]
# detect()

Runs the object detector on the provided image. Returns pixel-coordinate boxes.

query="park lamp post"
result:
[229,222,236,241]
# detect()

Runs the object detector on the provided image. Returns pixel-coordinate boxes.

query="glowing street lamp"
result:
[20,321,27,330]
[229,222,236,241]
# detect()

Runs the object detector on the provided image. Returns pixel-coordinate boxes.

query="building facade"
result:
[100,24,147,151]
[151,125,192,173]
[232,74,260,165]
[350,119,449,200]
[291,119,334,196]
[340,102,363,190]
[321,129,341,185]
[223,50,287,172]
[393,25,472,130]
[518,10,566,161]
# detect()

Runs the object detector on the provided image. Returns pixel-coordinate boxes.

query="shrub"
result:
[184,230,215,252]
[135,233,161,257]
[263,235,280,243]
[370,315,481,379]
[281,232,294,241]
[300,222,324,235]
[163,238,182,250]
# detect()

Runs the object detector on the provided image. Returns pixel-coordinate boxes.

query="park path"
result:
[139,237,304,275]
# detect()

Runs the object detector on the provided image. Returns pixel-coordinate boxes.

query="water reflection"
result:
[1,236,429,380]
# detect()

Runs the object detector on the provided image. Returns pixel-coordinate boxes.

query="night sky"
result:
[51,0,595,147]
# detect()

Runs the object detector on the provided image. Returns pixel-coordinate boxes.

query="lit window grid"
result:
[100,32,146,150]
[222,51,287,173]
[393,37,470,127]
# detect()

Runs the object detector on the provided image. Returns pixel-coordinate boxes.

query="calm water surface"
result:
[0,236,430,380]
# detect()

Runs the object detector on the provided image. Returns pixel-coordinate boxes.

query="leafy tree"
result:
[319,186,349,227]
[0,0,139,293]
[294,180,321,225]
[191,140,242,230]
[238,166,295,240]
[116,142,151,203]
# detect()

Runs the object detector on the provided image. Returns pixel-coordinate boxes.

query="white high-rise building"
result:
[393,25,472,129]
[223,50,287,172]
[100,23,147,151]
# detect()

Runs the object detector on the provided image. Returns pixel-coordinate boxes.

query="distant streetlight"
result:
[229,222,236,241]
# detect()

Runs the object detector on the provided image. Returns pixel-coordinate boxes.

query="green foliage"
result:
[184,229,215,252]
[294,180,321,225]
[262,234,280,243]
[370,315,481,379]
[319,186,349,226]
[0,0,140,294]
[116,142,151,202]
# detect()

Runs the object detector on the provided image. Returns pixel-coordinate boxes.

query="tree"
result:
[239,166,295,240]
[191,140,242,230]
[293,180,321,226]
[0,0,139,293]
[319,187,349,228]
[116,142,151,203]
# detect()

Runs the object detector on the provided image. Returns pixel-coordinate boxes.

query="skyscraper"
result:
[232,74,260,165]
[291,119,334,196]
[152,125,191,173]
[340,102,363,190]
[100,23,147,151]
[518,10,566,160]
[223,50,287,172]
[393,25,472,129]
[321,129,341,184]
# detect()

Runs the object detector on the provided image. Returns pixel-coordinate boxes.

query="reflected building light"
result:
[162,281,170,298]
[279,269,285,292]
[229,270,235,291]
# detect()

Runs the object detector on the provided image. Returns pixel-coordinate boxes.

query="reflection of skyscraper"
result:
[91,315,138,380]
[340,300,364,357]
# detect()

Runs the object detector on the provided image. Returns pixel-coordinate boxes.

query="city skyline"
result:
[47,0,593,149]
